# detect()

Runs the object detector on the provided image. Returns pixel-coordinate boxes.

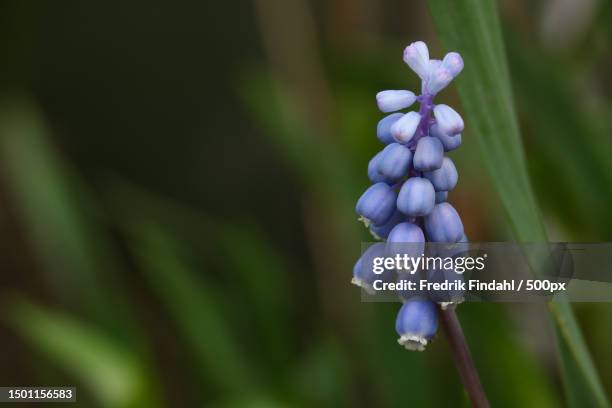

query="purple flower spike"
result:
[355,41,468,351]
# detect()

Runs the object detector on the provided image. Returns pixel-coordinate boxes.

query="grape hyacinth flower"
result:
[352,242,394,294]
[395,300,438,351]
[353,41,466,351]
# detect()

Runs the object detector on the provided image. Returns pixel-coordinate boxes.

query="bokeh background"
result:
[0,0,611,406]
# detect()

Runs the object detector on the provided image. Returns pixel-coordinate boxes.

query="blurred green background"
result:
[0,0,611,406]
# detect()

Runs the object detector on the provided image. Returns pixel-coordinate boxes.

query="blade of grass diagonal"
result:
[505,33,612,237]
[426,0,610,406]
[426,1,544,242]
[0,98,139,342]
[218,223,293,371]
[108,180,293,379]
[7,299,158,408]
[123,217,255,393]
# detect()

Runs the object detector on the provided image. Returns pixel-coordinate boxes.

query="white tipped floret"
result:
[397,334,428,351]
[350,277,376,295]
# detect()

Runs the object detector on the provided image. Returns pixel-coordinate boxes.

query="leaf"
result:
[217,223,294,372]
[426,0,544,242]
[504,32,612,237]
[0,98,138,340]
[289,337,349,406]
[426,0,610,406]
[108,179,294,379]
[460,304,559,407]
[238,71,360,207]
[7,299,158,408]
[551,301,609,407]
[121,214,256,393]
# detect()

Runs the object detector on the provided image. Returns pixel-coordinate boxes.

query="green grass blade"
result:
[427,0,544,242]
[108,180,294,379]
[7,299,158,408]
[0,98,138,339]
[426,0,610,406]
[217,223,294,371]
[505,33,612,237]
[551,301,609,407]
[121,215,256,393]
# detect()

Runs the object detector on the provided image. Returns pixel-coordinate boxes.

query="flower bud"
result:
[352,242,395,294]
[425,68,453,95]
[368,151,391,184]
[427,267,465,309]
[413,136,444,171]
[440,52,464,78]
[386,222,425,261]
[397,177,435,217]
[423,157,458,191]
[428,59,441,72]
[433,104,464,136]
[430,123,461,152]
[403,41,430,79]
[356,182,397,226]
[397,270,428,303]
[395,300,438,351]
[377,113,403,144]
[376,90,416,113]
[391,111,421,144]
[387,222,425,244]
[425,203,464,242]
[421,59,440,94]
[370,209,405,240]
[435,191,448,203]
[377,143,412,181]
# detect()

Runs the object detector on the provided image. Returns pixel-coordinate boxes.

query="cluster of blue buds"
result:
[353,41,467,351]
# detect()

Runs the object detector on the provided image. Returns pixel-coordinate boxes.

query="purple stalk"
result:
[439,307,490,408]
[410,93,434,147]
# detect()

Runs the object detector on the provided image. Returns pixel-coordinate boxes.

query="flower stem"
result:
[415,93,434,139]
[438,307,490,408]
